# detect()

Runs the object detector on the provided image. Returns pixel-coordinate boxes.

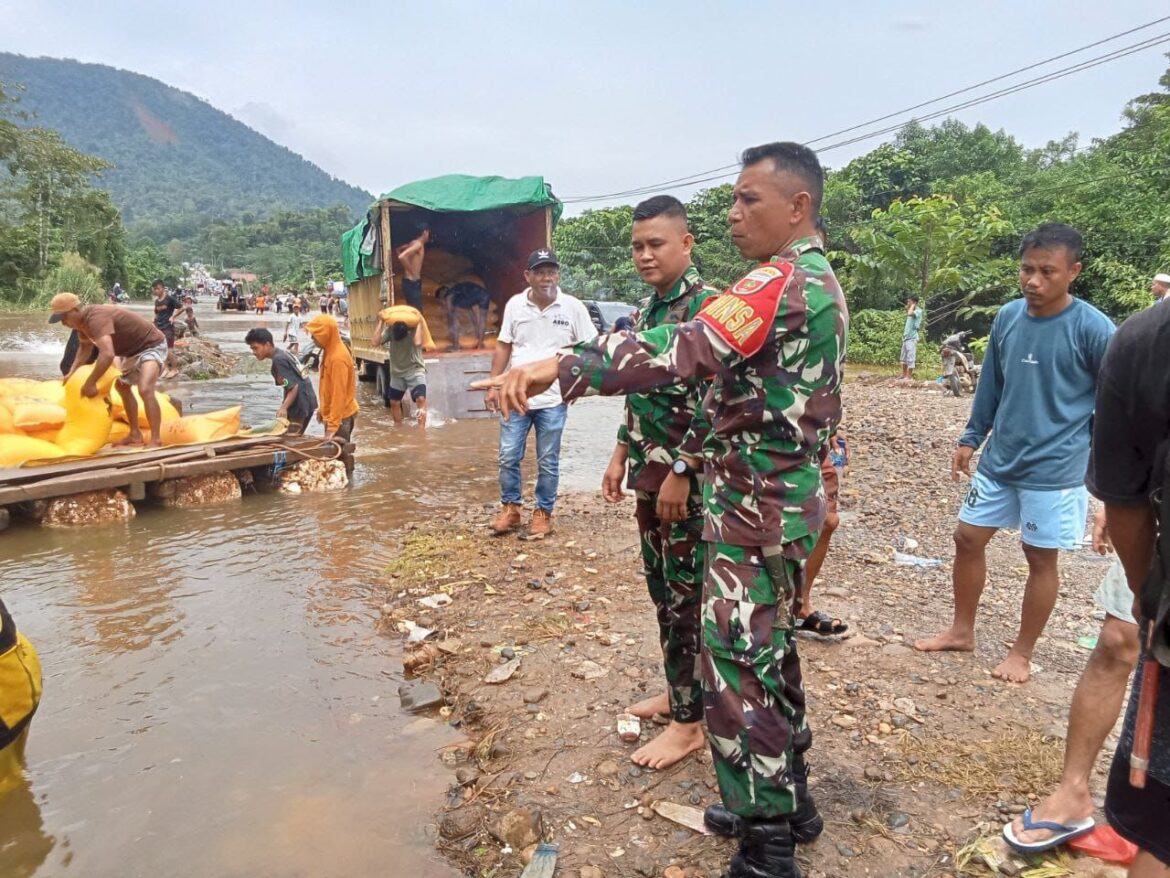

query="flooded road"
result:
[0,304,622,877]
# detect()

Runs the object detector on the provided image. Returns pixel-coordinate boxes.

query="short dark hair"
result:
[391,322,410,341]
[740,142,824,213]
[907,295,920,303]
[152,279,165,288]
[245,328,273,345]
[633,195,687,224]
[1019,222,1083,262]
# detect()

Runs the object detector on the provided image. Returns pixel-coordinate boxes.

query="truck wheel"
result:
[374,362,392,407]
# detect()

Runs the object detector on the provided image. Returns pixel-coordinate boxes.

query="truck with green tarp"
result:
[341,174,560,409]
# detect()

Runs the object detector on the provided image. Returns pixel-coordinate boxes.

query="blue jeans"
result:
[498,404,567,512]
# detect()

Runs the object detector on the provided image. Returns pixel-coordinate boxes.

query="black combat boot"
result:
[789,756,824,844]
[723,818,801,878]
[704,760,822,843]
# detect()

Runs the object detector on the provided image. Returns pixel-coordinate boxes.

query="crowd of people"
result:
[472,142,1170,878]
[4,140,1169,878]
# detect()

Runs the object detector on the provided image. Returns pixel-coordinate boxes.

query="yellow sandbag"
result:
[0,435,67,467]
[55,365,115,456]
[11,401,66,431]
[159,405,241,446]
[19,425,60,443]
[378,305,436,349]
[0,379,64,405]
[107,421,131,444]
[0,402,14,435]
[109,386,180,427]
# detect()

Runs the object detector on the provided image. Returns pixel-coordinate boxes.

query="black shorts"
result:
[403,278,423,310]
[160,326,175,349]
[1106,751,1170,865]
[387,383,427,403]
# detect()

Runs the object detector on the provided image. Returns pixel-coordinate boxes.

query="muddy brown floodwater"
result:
[0,304,623,877]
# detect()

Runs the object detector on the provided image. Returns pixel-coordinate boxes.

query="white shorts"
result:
[958,470,1089,550]
[900,339,918,367]
[119,340,168,383]
[1095,557,1138,624]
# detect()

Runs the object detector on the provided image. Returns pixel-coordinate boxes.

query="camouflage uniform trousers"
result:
[702,536,814,818]
[634,481,706,725]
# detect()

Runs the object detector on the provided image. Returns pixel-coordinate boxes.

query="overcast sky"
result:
[3,0,1169,213]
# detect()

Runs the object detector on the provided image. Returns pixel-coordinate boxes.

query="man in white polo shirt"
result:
[486,249,597,537]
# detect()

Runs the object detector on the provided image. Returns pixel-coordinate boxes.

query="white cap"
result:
[1155,273,1170,285]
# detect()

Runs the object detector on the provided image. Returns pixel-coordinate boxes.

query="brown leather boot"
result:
[490,503,522,534]
[529,508,553,538]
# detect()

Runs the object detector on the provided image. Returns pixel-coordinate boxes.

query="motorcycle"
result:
[941,330,980,396]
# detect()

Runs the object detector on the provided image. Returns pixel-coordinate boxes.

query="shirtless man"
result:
[436,279,491,350]
[396,227,430,310]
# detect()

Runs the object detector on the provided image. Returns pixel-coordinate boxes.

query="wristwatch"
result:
[671,458,696,478]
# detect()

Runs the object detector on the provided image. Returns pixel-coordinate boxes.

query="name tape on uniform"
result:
[695,262,795,357]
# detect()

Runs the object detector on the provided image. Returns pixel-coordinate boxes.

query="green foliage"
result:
[124,240,180,297]
[0,53,370,231]
[0,77,129,305]
[38,251,103,304]
[969,336,988,359]
[845,309,940,370]
[184,205,353,288]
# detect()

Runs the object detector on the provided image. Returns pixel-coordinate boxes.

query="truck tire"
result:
[357,359,378,382]
[374,362,393,407]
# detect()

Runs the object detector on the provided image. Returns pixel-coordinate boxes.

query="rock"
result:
[485,656,521,684]
[42,489,135,527]
[580,868,604,878]
[523,688,548,704]
[886,812,910,829]
[151,472,242,507]
[596,759,621,778]
[822,586,850,598]
[831,714,858,729]
[439,806,482,839]
[836,844,857,857]
[664,868,686,878]
[893,696,917,714]
[455,767,480,786]
[490,807,543,850]
[863,765,883,781]
[399,681,443,712]
[881,643,914,657]
[572,660,608,680]
[501,646,516,660]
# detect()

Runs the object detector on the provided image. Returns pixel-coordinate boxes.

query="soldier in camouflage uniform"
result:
[477,142,847,878]
[601,195,718,769]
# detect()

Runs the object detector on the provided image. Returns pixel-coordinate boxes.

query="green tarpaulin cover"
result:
[342,174,561,283]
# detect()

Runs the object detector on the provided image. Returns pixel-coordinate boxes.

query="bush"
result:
[846,308,941,371]
[38,252,104,306]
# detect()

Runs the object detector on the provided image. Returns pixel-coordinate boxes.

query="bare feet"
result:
[631,721,705,770]
[627,692,669,719]
[114,434,145,448]
[991,651,1031,683]
[1009,785,1093,845]
[914,627,975,652]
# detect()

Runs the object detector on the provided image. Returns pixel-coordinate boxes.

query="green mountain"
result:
[0,53,372,232]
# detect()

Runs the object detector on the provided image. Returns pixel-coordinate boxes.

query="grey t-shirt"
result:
[271,349,317,422]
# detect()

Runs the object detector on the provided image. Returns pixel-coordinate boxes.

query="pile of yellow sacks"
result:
[0,366,242,467]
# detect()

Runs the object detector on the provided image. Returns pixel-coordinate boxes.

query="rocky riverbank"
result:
[376,383,1124,878]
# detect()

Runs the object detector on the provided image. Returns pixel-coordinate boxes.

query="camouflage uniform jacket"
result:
[617,265,719,491]
[560,236,847,547]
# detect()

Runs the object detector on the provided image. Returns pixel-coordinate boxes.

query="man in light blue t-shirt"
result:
[900,295,923,379]
[915,223,1115,684]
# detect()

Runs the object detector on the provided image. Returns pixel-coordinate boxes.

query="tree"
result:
[843,195,1014,318]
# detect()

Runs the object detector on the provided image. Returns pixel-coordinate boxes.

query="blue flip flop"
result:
[1002,809,1095,853]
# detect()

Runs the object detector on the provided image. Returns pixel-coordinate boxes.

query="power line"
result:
[561,18,1170,204]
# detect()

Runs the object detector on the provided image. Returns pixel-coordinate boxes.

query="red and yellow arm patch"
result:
[694,261,795,357]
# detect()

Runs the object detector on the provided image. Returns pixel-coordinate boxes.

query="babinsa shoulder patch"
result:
[695,261,795,357]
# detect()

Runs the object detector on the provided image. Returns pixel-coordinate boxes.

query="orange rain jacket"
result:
[305,314,358,434]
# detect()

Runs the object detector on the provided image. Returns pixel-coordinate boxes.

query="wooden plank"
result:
[0,442,338,506]
[380,201,395,307]
[0,435,321,485]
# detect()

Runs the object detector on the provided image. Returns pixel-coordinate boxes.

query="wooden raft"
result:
[0,435,336,505]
